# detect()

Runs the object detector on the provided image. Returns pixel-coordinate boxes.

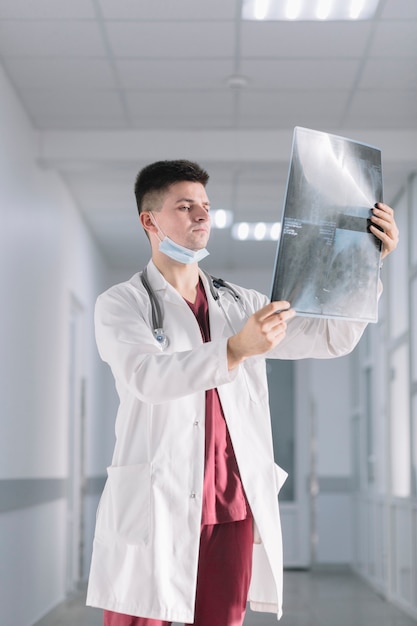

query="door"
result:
[267,359,312,567]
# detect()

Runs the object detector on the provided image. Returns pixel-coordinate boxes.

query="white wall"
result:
[0,64,111,625]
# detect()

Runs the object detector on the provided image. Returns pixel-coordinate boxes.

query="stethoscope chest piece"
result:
[154,328,169,350]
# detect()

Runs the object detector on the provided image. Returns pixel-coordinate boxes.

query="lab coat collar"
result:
[144,260,228,339]
[144,260,185,308]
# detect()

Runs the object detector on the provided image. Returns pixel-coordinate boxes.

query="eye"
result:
[179,205,191,211]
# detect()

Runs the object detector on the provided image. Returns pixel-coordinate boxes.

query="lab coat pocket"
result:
[98,463,151,545]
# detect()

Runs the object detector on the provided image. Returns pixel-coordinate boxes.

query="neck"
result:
[153,253,200,302]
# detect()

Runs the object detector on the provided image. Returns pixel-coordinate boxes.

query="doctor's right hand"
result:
[227,301,295,371]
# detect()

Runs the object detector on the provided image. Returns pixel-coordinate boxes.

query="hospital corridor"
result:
[1,1,417,625]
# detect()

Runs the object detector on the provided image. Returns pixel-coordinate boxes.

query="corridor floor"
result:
[34,567,417,626]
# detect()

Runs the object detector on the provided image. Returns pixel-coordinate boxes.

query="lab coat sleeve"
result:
[268,279,383,360]
[270,314,367,359]
[94,286,238,404]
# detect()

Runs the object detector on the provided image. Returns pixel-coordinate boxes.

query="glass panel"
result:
[390,345,410,497]
[411,173,417,267]
[267,359,295,501]
[351,414,361,491]
[350,346,360,408]
[412,394,417,496]
[388,190,408,339]
[365,367,375,484]
[411,277,417,382]
[362,325,371,359]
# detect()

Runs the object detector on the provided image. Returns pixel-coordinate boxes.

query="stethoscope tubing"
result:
[140,267,246,347]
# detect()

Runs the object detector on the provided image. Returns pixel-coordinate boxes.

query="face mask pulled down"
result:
[150,213,210,264]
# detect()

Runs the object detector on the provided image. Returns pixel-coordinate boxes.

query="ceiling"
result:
[1,0,416,277]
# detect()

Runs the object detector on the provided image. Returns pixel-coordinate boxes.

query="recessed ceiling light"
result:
[242,0,380,21]
[210,209,233,229]
[231,222,281,241]
[227,74,249,89]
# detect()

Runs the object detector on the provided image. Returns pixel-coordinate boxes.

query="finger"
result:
[370,224,398,258]
[371,206,393,226]
[257,301,291,321]
[259,321,287,348]
[281,307,296,320]
[270,300,291,312]
[370,223,396,244]
[373,205,398,232]
[371,206,399,238]
[263,309,295,329]
[378,202,395,213]
[374,202,396,219]
[374,202,393,213]
[263,310,294,335]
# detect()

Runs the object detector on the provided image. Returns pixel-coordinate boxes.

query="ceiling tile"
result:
[236,181,286,217]
[125,90,233,119]
[3,58,117,89]
[238,90,348,129]
[21,88,125,117]
[33,115,128,130]
[240,21,372,58]
[0,21,106,57]
[105,21,235,58]
[239,59,360,89]
[345,90,417,128]
[130,116,235,130]
[64,171,135,211]
[381,0,417,19]
[0,0,96,19]
[98,0,238,20]
[203,184,235,212]
[370,22,417,57]
[360,58,417,89]
[115,58,235,90]
[236,161,289,179]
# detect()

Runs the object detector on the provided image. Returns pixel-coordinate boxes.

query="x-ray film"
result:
[270,127,383,322]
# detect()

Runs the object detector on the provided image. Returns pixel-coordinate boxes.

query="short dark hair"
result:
[134,159,209,215]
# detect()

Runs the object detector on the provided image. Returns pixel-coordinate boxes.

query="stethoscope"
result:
[140,267,248,350]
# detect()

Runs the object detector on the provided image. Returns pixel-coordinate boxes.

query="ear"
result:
[140,211,157,235]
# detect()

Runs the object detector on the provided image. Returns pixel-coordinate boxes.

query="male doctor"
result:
[87,160,399,626]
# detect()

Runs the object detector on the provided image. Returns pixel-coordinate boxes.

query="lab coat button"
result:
[193,420,199,426]
[190,492,196,499]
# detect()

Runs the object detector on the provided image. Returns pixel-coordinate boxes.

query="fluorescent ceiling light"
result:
[242,0,380,20]
[231,222,281,241]
[286,0,302,20]
[316,0,332,20]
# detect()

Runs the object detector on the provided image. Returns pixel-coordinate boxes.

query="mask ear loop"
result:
[148,211,165,243]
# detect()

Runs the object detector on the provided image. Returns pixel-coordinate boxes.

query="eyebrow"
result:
[175,197,210,206]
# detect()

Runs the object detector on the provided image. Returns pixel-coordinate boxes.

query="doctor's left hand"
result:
[370,203,399,259]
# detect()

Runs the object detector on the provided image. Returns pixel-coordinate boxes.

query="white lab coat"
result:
[86,260,368,622]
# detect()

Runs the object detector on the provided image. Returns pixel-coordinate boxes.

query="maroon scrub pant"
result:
[103,516,253,626]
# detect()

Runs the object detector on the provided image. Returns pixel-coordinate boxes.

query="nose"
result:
[194,205,210,221]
